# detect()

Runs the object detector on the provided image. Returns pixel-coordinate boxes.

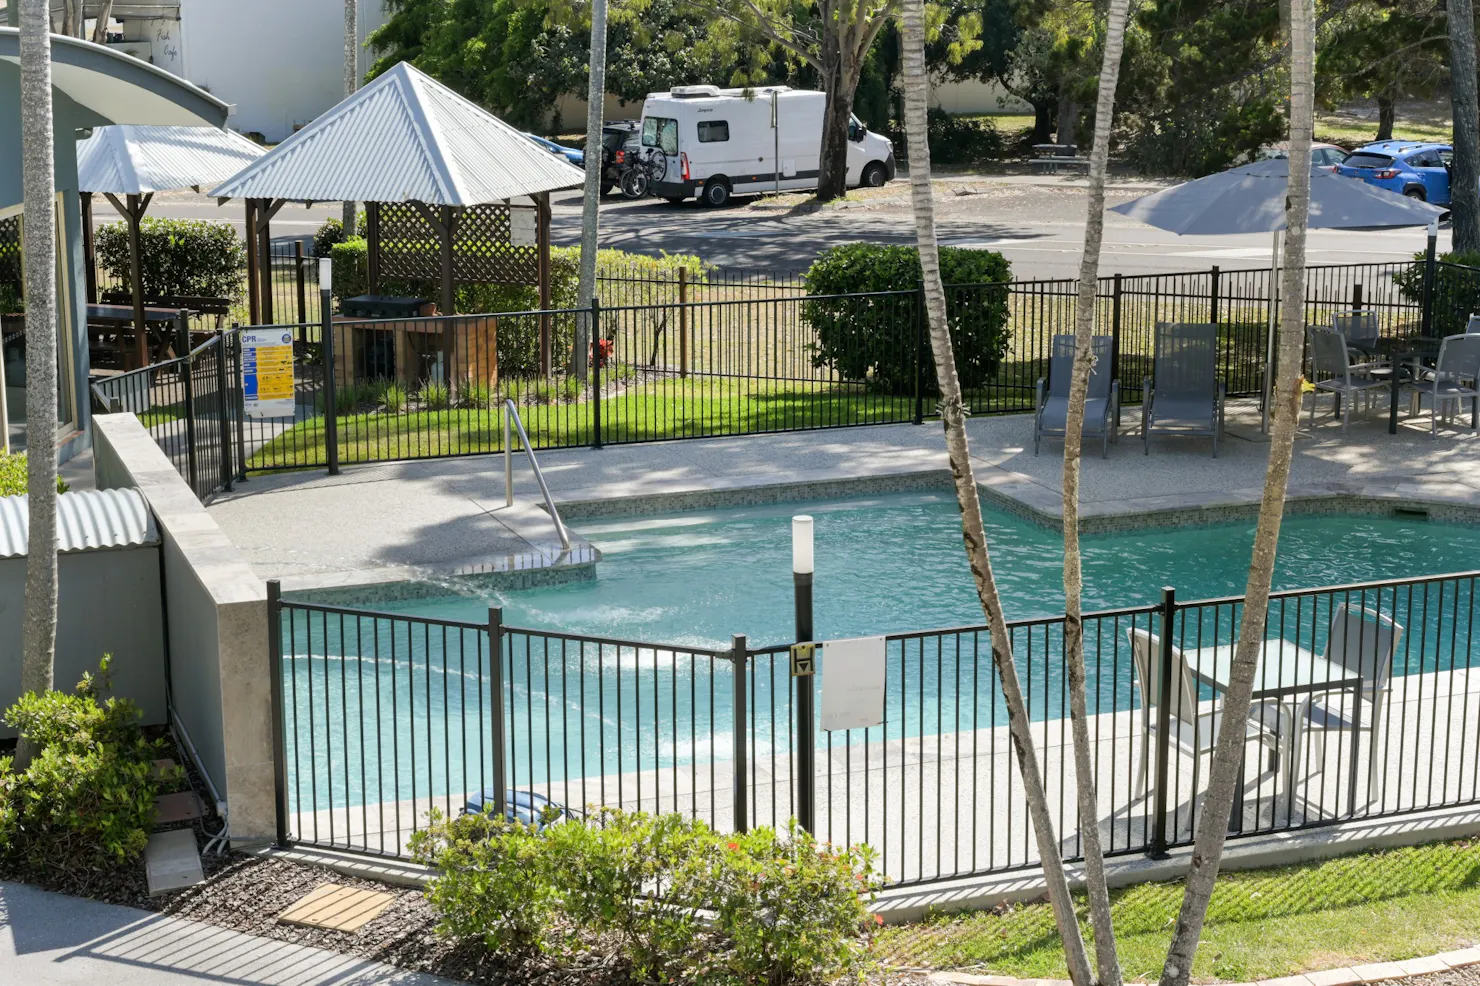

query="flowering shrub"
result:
[413,805,882,984]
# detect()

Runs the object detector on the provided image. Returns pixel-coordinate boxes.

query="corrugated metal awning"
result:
[0,488,159,559]
[209,62,584,206]
[78,125,265,196]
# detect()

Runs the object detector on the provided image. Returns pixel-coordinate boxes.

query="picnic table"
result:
[86,303,185,369]
[1030,143,1089,173]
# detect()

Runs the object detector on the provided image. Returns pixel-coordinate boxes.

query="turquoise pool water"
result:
[281,495,1480,814]
[385,493,1480,646]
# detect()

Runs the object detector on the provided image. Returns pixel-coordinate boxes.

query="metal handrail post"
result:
[266,579,290,847]
[504,407,514,507]
[1151,585,1177,856]
[732,633,749,833]
[503,399,571,551]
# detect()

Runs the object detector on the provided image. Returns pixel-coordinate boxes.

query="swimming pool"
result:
[279,493,1480,819]
[379,493,1480,647]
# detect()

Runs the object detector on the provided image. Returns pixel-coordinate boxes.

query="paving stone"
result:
[1261,976,1315,986]
[276,883,395,932]
[153,791,202,823]
[1396,957,1451,977]
[1353,963,1408,982]
[145,828,204,896]
[151,758,178,780]
[1306,968,1361,986]
[1438,950,1480,969]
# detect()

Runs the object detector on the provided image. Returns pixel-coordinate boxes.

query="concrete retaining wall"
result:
[93,413,274,842]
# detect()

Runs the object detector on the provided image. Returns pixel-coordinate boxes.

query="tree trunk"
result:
[91,0,113,43]
[1375,89,1396,142]
[818,52,858,202]
[1157,0,1314,980]
[900,3,1095,984]
[1449,0,1480,252]
[17,0,59,768]
[1056,91,1079,148]
[61,0,76,37]
[1031,99,1055,144]
[573,0,609,379]
[1060,2,1135,984]
[343,0,358,235]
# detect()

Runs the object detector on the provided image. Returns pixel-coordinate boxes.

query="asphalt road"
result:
[98,175,1449,281]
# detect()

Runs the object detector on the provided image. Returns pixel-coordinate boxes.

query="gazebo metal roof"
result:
[78,125,265,196]
[209,61,584,206]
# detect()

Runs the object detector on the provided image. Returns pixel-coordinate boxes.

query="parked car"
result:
[1335,141,1453,203]
[1257,142,1346,172]
[598,120,641,195]
[524,132,583,167]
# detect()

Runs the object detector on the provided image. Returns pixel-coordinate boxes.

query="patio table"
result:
[1183,641,1365,822]
[1375,336,1444,435]
[86,303,185,369]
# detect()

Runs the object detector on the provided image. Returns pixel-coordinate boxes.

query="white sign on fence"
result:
[241,328,296,419]
[510,208,537,247]
[819,636,887,732]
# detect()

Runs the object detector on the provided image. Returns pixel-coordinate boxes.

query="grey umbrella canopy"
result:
[1110,157,1446,234]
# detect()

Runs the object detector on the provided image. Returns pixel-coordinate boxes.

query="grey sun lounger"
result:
[1142,322,1225,457]
[1034,333,1119,458]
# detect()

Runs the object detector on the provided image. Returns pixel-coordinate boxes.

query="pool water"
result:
[387,493,1480,647]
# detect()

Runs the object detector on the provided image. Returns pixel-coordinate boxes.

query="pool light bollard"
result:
[792,515,817,834]
[319,256,340,476]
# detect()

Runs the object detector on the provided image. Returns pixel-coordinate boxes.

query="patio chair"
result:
[1034,334,1119,458]
[1408,333,1480,437]
[1331,311,1383,362]
[1126,628,1298,805]
[1142,322,1225,457]
[1306,325,1389,434]
[1294,605,1400,804]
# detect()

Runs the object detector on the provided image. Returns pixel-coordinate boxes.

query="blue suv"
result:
[1335,141,1452,204]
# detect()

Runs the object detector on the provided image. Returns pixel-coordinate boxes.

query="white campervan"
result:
[639,85,896,206]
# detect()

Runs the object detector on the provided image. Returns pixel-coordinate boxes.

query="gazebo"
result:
[77,124,265,367]
[209,61,584,379]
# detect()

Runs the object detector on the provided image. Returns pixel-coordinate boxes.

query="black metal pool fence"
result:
[91,257,1480,502]
[270,567,1480,887]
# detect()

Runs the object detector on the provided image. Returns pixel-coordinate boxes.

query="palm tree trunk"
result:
[1060,2,1135,983]
[573,0,609,381]
[900,3,1094,984]
[1448,0,1480,252]
[1158,0,1314,980]
[17,0,60,768]
[343,0,358,235]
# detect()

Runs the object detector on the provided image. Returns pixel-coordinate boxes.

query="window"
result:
[1342,153,1394,169]
[697,120,729,143]
[642,116,679,156]
[847,114,866,142]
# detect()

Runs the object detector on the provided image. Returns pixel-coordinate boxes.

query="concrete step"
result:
[144,828,204,896]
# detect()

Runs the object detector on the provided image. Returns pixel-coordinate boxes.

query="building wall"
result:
[0,544,167,739]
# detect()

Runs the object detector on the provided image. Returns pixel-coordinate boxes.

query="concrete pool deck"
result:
[209,397,1480,592]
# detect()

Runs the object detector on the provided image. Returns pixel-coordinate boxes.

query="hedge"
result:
[95,218,244,300]
[1395,251,1480,337]
[802,243,1012,396]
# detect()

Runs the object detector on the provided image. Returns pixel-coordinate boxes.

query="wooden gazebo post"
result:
[244,198,259,324]
[537,191,552,376]
[101,191,153,367]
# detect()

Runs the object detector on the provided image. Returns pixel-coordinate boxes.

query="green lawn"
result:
[247,378,920,469]
[879,839,1480,983]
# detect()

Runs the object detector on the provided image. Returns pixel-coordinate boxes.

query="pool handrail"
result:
[504,399,572,552]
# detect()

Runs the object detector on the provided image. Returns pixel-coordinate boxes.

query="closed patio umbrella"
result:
[1110,158,1447,430]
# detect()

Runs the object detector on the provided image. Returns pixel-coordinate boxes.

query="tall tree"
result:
[898,1,1094,983]
[18,0,59,767]
[1158,0,1314,978]
[344,0,358,234]
[1059,0,1135,982]
[1448,0,1480,251]
[573,0,609,379]
[1316,0,1444,143]
[91,0,113,42]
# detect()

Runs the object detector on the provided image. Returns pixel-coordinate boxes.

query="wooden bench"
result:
[1030,156,1091,173]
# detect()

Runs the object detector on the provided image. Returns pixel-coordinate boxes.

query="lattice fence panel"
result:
[0,216,20,296]
[375,202,538,287]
